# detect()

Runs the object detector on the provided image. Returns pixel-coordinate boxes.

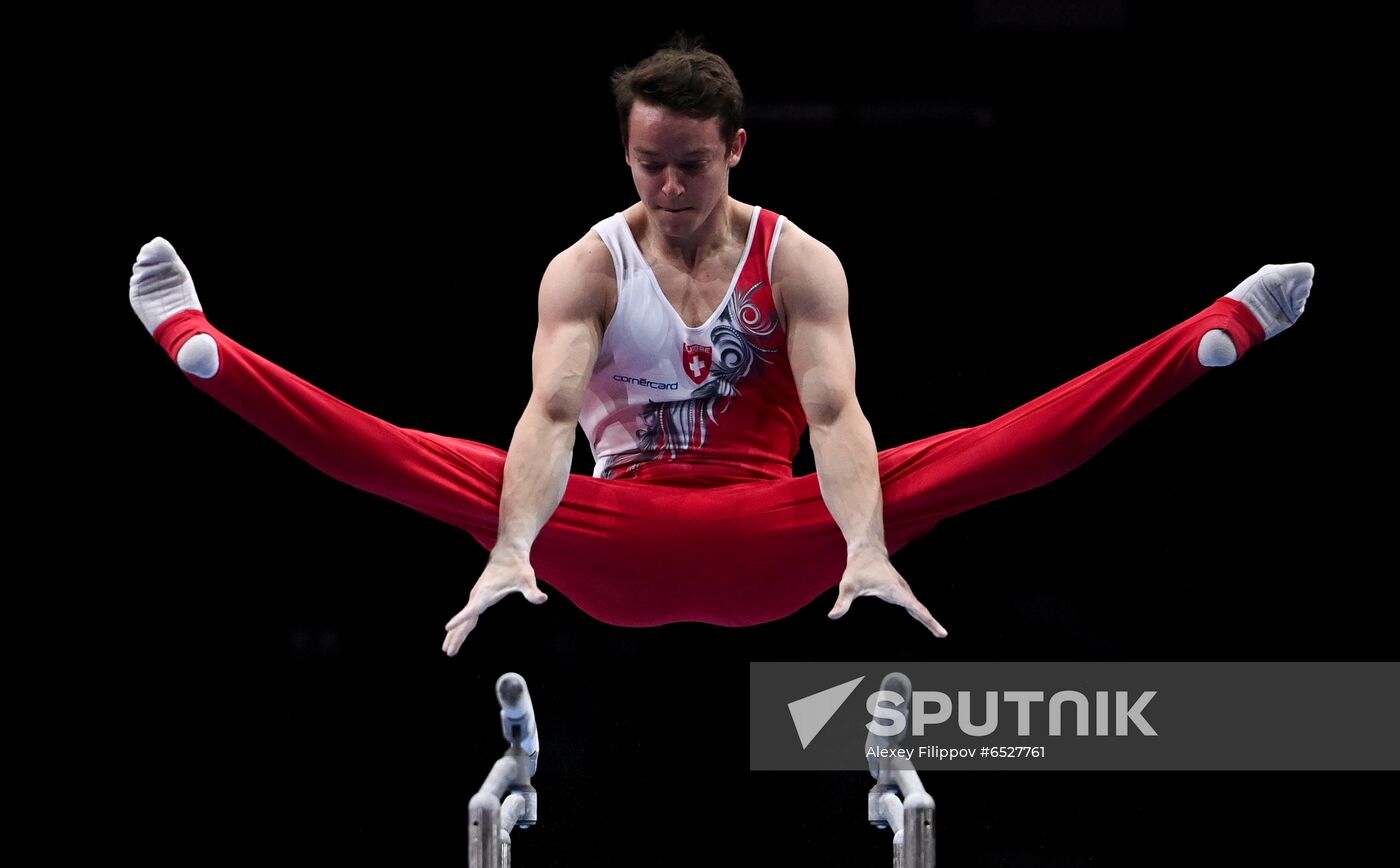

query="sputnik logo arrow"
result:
[788,676,866,749]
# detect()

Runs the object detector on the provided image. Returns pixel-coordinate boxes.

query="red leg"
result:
[149,310,670,627]
[878,297,1265,552]
[152,310,508,544]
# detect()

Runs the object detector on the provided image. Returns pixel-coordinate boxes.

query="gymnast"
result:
[128,38,1313,656]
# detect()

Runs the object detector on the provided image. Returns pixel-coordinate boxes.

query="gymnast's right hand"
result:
[442,550,550,656]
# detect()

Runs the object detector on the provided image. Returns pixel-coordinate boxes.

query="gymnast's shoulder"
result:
[535,227,616,327]
[770,216,848,328]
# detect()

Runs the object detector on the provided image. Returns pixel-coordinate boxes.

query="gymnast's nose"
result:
[661,167,685,198]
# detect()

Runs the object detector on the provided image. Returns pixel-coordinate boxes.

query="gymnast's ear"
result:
[726,128,747,167]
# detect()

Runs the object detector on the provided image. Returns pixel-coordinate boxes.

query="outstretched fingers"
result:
[441,571,551,657]
[829,563,950,638]
[901,593,948,638]
[442,615,478,657]
[828,585,857,620]
[519,577,549,606]
[445,598,485,632]
[875,577,948,638]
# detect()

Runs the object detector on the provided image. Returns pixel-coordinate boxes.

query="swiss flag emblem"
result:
[683,343,712,384]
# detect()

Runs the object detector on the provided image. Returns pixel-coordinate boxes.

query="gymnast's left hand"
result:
[828,549,948,638]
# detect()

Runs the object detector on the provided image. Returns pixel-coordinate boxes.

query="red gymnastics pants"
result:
[150,298,1265,628]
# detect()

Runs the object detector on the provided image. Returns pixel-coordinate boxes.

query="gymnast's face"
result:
[624,99,745,236]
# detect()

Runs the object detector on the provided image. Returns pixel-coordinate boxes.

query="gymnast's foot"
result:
[1198,262,1315,367]
[129,237,220,378]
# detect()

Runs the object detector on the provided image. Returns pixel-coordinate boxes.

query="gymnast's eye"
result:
[641,163,704,173]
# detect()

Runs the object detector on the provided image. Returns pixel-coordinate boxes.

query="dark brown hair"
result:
[610,32,744,156]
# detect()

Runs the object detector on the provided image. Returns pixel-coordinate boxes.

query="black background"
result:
[47,4,1389,864]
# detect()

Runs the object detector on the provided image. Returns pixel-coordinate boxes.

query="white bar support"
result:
[469,673,540,868]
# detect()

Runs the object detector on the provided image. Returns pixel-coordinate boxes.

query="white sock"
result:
[1197,262,1315,367]
[1197,329,1238,367]
[130,237,220,377]
[1227,262,1315,339]
[176,334,220,378]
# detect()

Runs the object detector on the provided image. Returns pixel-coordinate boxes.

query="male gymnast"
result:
[128,40,1313,656]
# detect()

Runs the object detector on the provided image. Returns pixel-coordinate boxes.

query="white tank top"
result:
[579,205,806,485]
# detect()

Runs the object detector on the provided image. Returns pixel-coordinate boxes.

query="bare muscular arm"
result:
[443,239,607,655]
[778,224,948,638]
